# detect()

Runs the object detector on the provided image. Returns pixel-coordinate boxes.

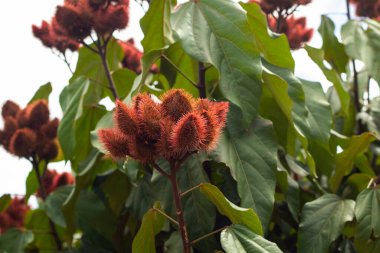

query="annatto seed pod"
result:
[54,172,74,189]
[55,5,92,40]
[170,112,206,157]
[26,100,50,129]
[41,118,60,140]
[156,117,175,159]
[9,129,37,157]
[128,135,156,163]
[114,100,138,136]
[39,141,59,161]
[104,5,129,31]
[99,128,130,160]
[88,0,107,9]
[2,117,19,147]
[198,110,219,151]
[2,101,20,119]
[137,97,161,141]
[161,89,194,122]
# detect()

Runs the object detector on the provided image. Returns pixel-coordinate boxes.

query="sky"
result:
[0,0,356,197]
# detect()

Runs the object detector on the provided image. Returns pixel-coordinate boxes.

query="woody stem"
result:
[197,62,207,98]
[169,162,191,253]
[96,36,119,100]
[31,158,62,251]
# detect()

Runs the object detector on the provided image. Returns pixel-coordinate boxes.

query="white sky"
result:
[0,0,356,196]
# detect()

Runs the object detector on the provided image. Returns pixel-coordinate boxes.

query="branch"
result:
[162,54,198,88]
[191,226,228,245]
[153,207,179,226]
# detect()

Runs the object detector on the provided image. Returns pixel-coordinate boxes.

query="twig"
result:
[153,207,179,226]
[191,226,228,245]
[162,54,198,88]
[151,161,170,178]
[197,62,207,98]
[180,184,202,198]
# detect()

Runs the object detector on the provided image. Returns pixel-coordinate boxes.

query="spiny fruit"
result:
[99,89,229,163]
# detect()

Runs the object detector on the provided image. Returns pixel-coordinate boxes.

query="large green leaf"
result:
[215,105,277,230]
[0,229,34,253]
[329,132,376,192]
[341,20,380,85]
[28,82,52,104]
[318,15,349,73]
[260,68,297,154]
[298,194,355,253]
[199,183,263,235]
[171,0,262,126]
[140,0,175,53]
[179,155,216,251]
[25,209,60,253]
[44,186,73,228]
[368,97,380,136]
[132,203,166,253]
[58,77,107,166]
[221,224,283,253]
[354,188,380,241]
[305,45,350,117]
[242,2,294,69]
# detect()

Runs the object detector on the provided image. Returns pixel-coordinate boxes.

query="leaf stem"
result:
[151,161,170,178]
[161,54,198,88]
[180,183,202,198]
[197,62,207,98]
[152,207,179,226]
[190,226,228,245]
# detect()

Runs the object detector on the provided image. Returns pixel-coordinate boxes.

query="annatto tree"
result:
[1,0,380,252]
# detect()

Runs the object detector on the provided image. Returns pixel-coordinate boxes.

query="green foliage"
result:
[4,0,380,252]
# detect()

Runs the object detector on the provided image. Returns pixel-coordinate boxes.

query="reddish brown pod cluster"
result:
[250,0,311,15]
[118,39,158,74]
[0,197,30,234]
[38,169,75,197]
[99,89,229,163]
[32,0,129,51]
[32,19,80,53]
[268,15,313,49]
[0,100,60,161]
[349,0,380,19]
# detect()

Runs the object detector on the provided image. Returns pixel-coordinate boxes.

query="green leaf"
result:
[242,2,294,69]
[28,82,52,104]
[354,238,380,253]
[140,0,175,53]
[341,20,380,85]
[199,183,263,235]
[180,155,216,251]
[298,194,355,253]
[305,45,350,117]
[0,194,11,212]
[221,224,283,253]
[58,77,107,165]
[215,105,277,230]
[171,0,262,126]
[100,169,131,215]
[329,132,376,192]
[112,68,137,99]
[318,15,349,73]
[132,203,166,253]
[260,68,297,154]
[0,229,34,253]
[44,186,73,228]
[368,97,380,136]
[25,209,60,253]
[354,188,380,241]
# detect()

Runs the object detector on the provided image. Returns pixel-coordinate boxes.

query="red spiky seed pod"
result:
[104,5,129,32]
[88,0,107,9]
[198,110,219,151]
[99,128,130,160]
[137,97,161,141]
[41,118,60,140]
[39,140,59,161]
[212,101,229,126]
[114,100,138,136]
[170,112,207,157]
[9,129,37,157]
[156,117,175,159]
[2,117,19,148]
[132,93,152,113]
[128,135,156,163]
[26,100,50,129]
[16,109,28,128]
[161,89,194,122]
[54,172,74,189]
[118,39,146,74]
[2,101,20,119]
[55,5,92,40]
[0,197,30,234]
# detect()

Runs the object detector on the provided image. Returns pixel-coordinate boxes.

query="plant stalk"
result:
[346,0,364,134]
[169,163,191,253]
[198,62,207,98]
[32,159,63,251]
[98,46,119,100]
